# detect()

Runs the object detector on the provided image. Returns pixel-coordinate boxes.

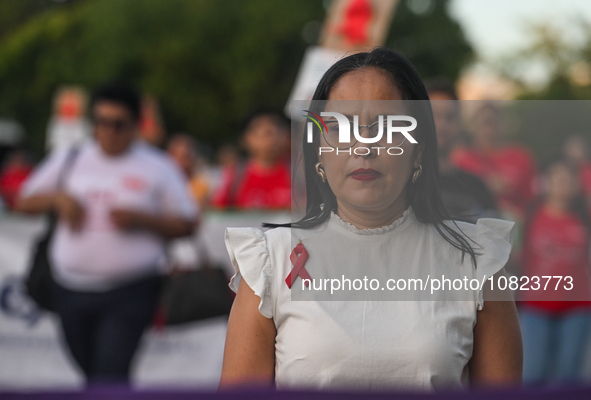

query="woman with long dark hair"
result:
[219,48,522,391]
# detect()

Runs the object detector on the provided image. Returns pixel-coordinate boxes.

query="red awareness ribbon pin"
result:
[285,242,311,288]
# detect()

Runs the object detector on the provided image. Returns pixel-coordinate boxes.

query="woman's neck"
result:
[336,198,409,230]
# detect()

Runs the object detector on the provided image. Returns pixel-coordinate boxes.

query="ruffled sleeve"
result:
[225,227,273,318]
[473,218,516,311]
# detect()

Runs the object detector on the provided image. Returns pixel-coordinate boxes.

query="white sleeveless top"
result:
[225,206,514,391]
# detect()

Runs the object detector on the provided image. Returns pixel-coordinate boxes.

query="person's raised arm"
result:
[219,277,276,389]
[469,268,523,387]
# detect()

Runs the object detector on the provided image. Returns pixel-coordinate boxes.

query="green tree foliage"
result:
[386,0,474,82]
[497,22,591,100]
[0,0,81,41]
[0,0,324,153]
[492,22,591,158]
[0,0,473,154]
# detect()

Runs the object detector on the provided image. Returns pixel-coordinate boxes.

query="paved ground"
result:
[0,212,231,389]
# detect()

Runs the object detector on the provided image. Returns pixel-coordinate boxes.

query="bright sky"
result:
[449,0,591,85]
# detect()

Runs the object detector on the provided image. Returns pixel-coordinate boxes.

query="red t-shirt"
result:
[579,162,591,194]
[578,162,591,215]
[450,145,536,217]
[520,205,591,314]
[211,160,291,210]
[0,165,32,209]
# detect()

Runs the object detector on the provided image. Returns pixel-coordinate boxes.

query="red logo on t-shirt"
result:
[123,176,147,191]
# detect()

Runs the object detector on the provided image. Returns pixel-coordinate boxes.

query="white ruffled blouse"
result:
[225,206,514,391]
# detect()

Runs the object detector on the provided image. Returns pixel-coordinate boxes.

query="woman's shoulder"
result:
[224,225,299,319]
[264,225,292,244]
[439,217,516,310]
[224,224,324,273]
[225,225,291,252]
[446,217,514,243]
[438,217,515,263]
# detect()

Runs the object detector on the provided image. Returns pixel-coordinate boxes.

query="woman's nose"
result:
[352,133,378,159]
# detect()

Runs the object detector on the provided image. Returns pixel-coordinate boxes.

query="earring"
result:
[315,162,327,183]
[412,164,422,184]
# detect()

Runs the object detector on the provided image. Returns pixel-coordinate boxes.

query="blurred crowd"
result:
[0,90,293,215]
[428,80,591,386]
[1,78,591,385]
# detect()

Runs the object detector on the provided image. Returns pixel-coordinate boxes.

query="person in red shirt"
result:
[426,79,498,223]
[519,157,591,384]
[451,103,537,219]
[0,149,33,209]
[211,110,291,210]
[563,135,591,215]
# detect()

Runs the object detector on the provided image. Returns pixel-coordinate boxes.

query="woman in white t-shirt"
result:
[220,48,522,391]
[17,81,197,384]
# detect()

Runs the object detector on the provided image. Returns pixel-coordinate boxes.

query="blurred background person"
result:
[45,87,91,152]
[215,144,240,170]
[165,133,210,273]
[15,80,197,384]
[0,147,33,210]
[211,109,291,210]
[563,135,591,214]
[139,95,166,148]
[167,133,211,208]
[427,78,497,222]
[519,157,591,385]
[208,144,241,198]
[450,103,537,220]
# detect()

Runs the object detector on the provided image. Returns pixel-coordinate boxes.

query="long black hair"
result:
[266,48,479,267]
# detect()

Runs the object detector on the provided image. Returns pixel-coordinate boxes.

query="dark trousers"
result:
[52,275,162,384]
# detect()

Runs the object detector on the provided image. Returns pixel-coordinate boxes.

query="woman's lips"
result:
[349,168,382,181]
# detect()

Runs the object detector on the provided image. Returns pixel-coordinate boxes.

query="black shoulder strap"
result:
[56,147,80,190]
[45,147,80,228]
